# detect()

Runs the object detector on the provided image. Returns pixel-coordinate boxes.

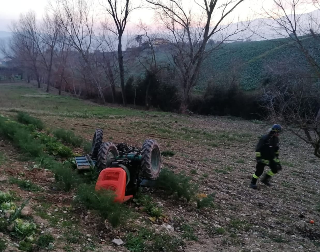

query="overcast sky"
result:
[0,0,318,32]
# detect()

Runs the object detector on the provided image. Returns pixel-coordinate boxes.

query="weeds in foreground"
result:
[53,128,83,147]
[17,111,44,130]
[181,223,198,241]
[161,150,175,157]
[0,238,6,252]
[75,184,130,227]
[156,168,199,202]
[134,194,163,218]
[125,227,184,252]
[36,234,54,249]
[9,177,42,192]
[196,194,215,209]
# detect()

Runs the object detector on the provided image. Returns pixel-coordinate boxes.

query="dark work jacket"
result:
[255,134,279,160]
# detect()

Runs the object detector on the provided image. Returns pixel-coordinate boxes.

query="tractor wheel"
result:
[141,139,161,180]
[90,129,103,159]
[97,142,118,172]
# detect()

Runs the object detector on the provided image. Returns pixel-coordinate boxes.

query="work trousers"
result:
[254,160,278,177]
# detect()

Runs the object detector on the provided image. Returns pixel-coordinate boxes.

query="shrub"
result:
[156,168,199,202]
[134,194,163,218]
[125,227,184,252]
[0,238,6,252]
[17,112,44,130]
[37,234,54,248]
[0,118,43,157]
[75,184,130,227]
[0,192,13,204]
[35,133,73,158]
[53,165,80,192]
[196,194,215,209]
[53,128,83,147]
[161,150,175,157]
[9,177,41,192]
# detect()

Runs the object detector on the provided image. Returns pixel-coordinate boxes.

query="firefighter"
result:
[250,124,282,189]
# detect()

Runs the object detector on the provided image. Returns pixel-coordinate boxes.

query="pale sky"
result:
[0,0,318,32]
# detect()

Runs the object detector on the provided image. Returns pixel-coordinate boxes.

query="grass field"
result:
[0,82,320,251]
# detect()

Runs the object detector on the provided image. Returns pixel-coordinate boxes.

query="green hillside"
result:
[201,36,318,90]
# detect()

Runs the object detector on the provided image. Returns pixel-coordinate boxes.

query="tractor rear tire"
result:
[141,139,161,180]
[91,129,103,159]
[97,142,118,172]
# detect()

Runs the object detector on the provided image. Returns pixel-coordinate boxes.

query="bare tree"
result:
[9,12,42,87]
[146,0,245,112]
[101,0,139,106]
[262,58,320,158]
[261,0,320,158]
[53,0,106,102]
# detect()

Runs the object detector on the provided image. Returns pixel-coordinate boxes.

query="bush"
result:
[17,112,44,130]
[53,164,80,192]
[75,184,130,227]
[196,194,215,209]
[156,168,199,202]
[9,177,41,192]
[0,238,6,252]
[35,133,73,158]
[53,128,83,147]
[189,83,264,119]
[134,194,163,218]
[0,117,43,157]
[37,234,54,248]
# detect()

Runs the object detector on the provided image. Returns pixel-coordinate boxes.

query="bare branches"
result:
[146,0,245,112]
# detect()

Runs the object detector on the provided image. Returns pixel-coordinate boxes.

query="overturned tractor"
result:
[75,129,161,202]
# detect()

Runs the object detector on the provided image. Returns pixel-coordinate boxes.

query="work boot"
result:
[261,174,272,186]
[250,177,257,189]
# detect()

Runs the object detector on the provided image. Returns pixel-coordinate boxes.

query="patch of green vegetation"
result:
[34,132,73,158]
[125,227,184,252]
[202,173,209,178]
[197,194,215,209]
[19,240,33,252]
[156,168,199,202]
[181,223,198,241]
[75,184,131,227]
[9,177,42,192]
[228,219,251,232]
[0,238,6,252]
[281,161,294,167]
[190,169,198,175]
[134,194,163,218]
[17,111,44,130]
[269,234,287,243]
[0,117,43,157]
[0,192,13,204]
[215,166,233,174]
[53,128,83,147]
[0,152,6,165]
[161,150,175,157]
[235,159,245,164]
[53,164,80,192]
[65,229,83,244]
[37,234,54,248]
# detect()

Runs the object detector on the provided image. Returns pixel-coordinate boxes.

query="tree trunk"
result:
[118,35,127,106]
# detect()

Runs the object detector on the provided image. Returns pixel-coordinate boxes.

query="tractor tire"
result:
[97,142,118,172]
[141,139,161,180]
[90,129,103,159]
